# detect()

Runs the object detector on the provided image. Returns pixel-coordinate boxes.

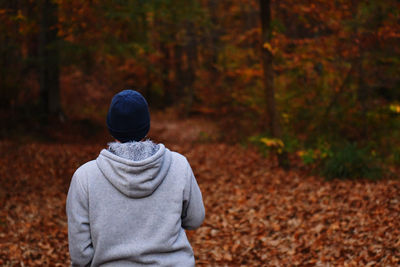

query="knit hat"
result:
[106,90,150,142]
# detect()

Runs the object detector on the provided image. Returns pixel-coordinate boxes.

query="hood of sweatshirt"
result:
[96,143,172,198]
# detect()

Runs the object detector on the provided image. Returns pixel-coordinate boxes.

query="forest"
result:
[1,0,400,265]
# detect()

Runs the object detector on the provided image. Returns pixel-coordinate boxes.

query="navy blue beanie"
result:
[106,90,150,142]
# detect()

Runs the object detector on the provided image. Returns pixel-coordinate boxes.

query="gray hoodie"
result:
[66,142,205,267]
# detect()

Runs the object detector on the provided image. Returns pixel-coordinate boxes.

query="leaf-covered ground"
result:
[0,115,399,266]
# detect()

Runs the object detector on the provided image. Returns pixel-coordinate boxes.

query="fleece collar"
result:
[107,140,159,161]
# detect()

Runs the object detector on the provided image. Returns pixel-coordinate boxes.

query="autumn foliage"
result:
[1,116,400,266]
[1,0,400,176]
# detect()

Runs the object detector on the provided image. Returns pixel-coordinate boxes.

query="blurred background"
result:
[1,0,399,178]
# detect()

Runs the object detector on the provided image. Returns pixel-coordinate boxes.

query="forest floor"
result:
[0,112,400,266]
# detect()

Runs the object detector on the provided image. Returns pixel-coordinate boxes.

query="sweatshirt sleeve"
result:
[66,170,94,267]
[181,164,205,230]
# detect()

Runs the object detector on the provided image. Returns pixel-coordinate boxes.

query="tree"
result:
[39,0,61,116]
[0,0,23,109]
[204,0,221,83]
[259,0,289,169]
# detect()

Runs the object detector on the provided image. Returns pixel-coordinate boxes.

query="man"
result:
[66,90,205,266]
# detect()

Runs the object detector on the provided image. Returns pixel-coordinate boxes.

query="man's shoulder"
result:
[167,150,194,177]
[73,159,98,178]
[169,150,189,165]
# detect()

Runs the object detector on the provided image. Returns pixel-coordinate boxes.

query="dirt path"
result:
[1,115,399,266]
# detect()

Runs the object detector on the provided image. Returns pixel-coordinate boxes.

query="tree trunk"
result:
[0,0,21,109]
[160,40,173,106]
[39,0,61,116]
[259,0,289,169]
[182,21,198,115]
[356,52,368,139]
[206,0,220,76]
[173,41,184,101]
